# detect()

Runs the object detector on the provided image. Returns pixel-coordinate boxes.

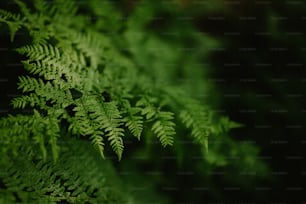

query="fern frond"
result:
[181,98,210,151]
[32,111,48,160]
[164,88,212,151]
[0,114,33,156]
[136,96,159,120]
[122,107,143,140]
[70,102,95,136]
[0,110,60,161]
[0,9,23,41]
[60,32,105,70]
[0,10,22,21]
[17,44,88,90]
[70,96,125,159]
[17,76,44,92]
[16,44,61,61]
[69,99,105,159]
[91,100,124,160]
[152,111,175,147]
[17,76,72,108]
[84,96,124,159]
[12,93,43,109]
[136,96,175,147]
[17,44,66,82]
[90,132,105,159]
[46,115,60,162]
[0,139,130,203]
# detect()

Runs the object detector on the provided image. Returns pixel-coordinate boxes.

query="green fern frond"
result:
[16,44,61,61]
[183,100,211,151]
[136,97,175,147]
[180,109,210,152]
[0,139,130,203]
[69,100,97,136]
[70,96,124,160]
[122,107,143,140]
[91,100,124,160]
[17,76,72,108]
[12,93,45,109]
[69,99,105,159]
[46,115,60,162]
[0,9,23,41]
[60,32,105,70]
[152,111,175,147]
[136,96,159,120]
[90,132,105,159]
[17,44,65,81]
[0,114,33,156]
[0,110,60,161]
[17,76,44,92]
[0,9,22,21]
[163,88,212,151]
[17,44,89,90]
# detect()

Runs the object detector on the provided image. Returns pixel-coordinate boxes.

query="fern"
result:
[69,97,106,158]
[16,44,61,61]
[0,110,60,162]
[0,139,130,203]
[136,96,175,147]
[0,0,242,203]
[152,111,175,147]
[83,97,124,160]
[179,100,211,151]
[122,104,143,140]
[0,9,24,41]
[0,0,237,160]
[136,96,159,120]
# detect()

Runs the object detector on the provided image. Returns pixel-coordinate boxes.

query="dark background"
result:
[198,0,306,202]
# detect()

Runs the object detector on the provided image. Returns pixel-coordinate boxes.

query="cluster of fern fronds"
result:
[0,139,132,203]
[0,0,236,162]
[0,0,241,203]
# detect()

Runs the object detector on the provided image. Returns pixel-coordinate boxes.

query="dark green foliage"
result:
[0,0,226,161]
[0,110,60,162]
[0,139,130,203]
[0,0,268,203]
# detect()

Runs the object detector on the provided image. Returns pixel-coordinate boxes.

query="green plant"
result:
[0,0,265,203]
[0,139,130,203]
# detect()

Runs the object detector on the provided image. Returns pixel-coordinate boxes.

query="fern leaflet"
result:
[152,111,175,147]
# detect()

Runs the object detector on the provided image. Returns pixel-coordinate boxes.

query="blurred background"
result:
[196,0,306,202]
[116,0,306,202]
[1,0,305,203]
[117,0,306,202]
